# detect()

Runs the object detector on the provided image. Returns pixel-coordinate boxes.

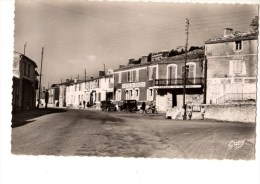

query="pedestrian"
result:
[79,102,82,109]
[83,100,86,109]
[201,105,205,120]
[187,106,192,120]
[141,101,146,114]
[87,101,90,109]
[45,90,49,109]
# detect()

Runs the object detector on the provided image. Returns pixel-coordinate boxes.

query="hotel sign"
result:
[154,85,201,89]
[122,82,146,89]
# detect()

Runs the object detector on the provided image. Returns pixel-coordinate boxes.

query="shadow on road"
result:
[12,108,68,128]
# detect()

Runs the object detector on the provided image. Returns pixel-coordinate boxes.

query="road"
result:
[12,108,256,159]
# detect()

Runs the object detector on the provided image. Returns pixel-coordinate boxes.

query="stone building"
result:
[205,28,258,104]
[12,52,38,112]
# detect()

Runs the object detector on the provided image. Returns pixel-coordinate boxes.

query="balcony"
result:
[154,78,204,88]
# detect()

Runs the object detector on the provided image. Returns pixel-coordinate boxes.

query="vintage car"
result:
[100,100,117,111]
[118,100,138,112]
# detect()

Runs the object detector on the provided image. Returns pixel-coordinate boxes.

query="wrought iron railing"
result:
[216,93,256,104]
[154,78,204,86]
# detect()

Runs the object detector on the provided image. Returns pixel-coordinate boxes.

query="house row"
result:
[47,27,257,112]
[12,51,39,112]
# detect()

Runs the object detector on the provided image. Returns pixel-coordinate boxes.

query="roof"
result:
[13,51,38,68]
[205,31,258,44]
[114,49,204,72]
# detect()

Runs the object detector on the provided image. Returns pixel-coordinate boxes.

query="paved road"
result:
[12,108,256,159]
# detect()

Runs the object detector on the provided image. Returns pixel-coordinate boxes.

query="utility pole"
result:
[85,69,87,82]
[23,42,27,55]
[183,18,189,120]
[37,47,44,109]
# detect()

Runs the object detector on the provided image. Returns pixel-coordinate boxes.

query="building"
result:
[113,49,205,112]
[151,50,169,61]
[113,58,156,105]
[48,84,60,107]
[154,49,205,111]
[205,28,258,104]
[66,73,114,109]
[12,52,38,112]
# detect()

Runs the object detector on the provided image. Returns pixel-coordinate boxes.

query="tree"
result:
[168,49,179,57]
[147,53,152,62]
[250,16,259,31]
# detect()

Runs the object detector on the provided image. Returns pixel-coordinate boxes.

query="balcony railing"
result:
[155,78,204,86]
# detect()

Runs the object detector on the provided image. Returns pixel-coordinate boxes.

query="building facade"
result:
[113,49,205,112]
[65,74,114,109]
[12,52,38,112]
[154,49,205,111]
[205,28,258,104]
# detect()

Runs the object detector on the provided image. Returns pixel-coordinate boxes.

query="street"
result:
[12,108,256,159]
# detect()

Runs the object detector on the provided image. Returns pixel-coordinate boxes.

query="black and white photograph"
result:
[0,0,259,184]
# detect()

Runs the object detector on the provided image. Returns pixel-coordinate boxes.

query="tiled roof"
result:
[114,49,204,72]
[205,31,258,44]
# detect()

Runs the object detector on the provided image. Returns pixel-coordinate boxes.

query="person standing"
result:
[45,90,49,109]
[141,101,146,114]
[201,106,205,120]
[83,100,86,109]
[187,106,192,120]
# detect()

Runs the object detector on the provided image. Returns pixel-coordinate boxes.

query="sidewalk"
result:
[12,108,67,128]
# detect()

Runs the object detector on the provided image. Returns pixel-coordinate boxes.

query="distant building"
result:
[205,28,258,104]
[66,73,114,109]
[12,52,38,112]
[151,50,169,62]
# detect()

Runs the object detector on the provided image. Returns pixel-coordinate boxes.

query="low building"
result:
[205,28,258,104]
[66,73,114,109]
[12,52,38,112]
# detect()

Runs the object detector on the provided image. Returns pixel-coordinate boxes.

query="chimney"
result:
[99,71,105,77]
[74,78,77,83]
[140,56,148,64]
[223,28,233,37]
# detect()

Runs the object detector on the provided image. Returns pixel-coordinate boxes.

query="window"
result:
[130,90,133,97]
[235,41,242,50]
[230,60,244,75]
[116,90,122,101]
[149,67,154,80]
[135,70,139,82]
[167,65,177,79]
[127,71,133,82]
[136,89,139,97]
[118,73,122,83]
[98,93,101,101]
[147,88,153,101]
[182,64,195,78]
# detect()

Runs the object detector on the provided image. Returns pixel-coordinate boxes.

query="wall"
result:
[191,104,256,123]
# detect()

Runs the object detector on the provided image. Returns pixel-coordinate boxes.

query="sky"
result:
[14,0,258,87]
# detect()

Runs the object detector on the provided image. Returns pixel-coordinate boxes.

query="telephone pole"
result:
[183,18,189,120]
[37,47,44,109]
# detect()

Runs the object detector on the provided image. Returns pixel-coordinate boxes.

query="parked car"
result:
[119,100,138,112]
[100,100,117,111]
